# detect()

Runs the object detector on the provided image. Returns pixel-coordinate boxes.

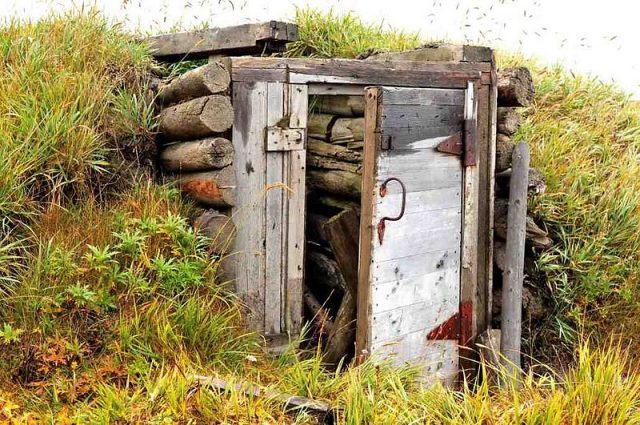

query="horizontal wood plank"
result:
[371,267,459,313]
[147,22,298,60]
[373,228,461,263]
[373,248,460,284]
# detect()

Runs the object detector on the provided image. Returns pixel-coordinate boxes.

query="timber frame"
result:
[226,56,497,373]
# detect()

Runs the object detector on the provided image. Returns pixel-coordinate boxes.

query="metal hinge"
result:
[435,118,477,166]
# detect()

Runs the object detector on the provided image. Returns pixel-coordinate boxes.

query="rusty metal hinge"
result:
[435,118,478,166]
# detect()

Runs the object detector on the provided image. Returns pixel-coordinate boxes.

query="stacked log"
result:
[493,67,552,336]
[156,61,237,258]
[304,95,365,363]
[493,67,548,271]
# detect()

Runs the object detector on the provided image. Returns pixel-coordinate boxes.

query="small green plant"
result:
[0,323,23,344]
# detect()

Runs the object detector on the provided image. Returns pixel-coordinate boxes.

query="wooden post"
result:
[500,142,529,379]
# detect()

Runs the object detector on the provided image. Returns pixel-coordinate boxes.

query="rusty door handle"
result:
[377,177,406,244]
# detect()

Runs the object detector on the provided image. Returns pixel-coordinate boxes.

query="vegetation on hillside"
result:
[1,7,640,424]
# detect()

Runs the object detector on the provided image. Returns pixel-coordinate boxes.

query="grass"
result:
[1,6,640,424]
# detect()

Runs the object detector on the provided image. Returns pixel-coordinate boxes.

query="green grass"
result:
[2,6,640,424]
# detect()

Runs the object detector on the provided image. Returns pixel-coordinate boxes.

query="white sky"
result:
[3,0,639,98]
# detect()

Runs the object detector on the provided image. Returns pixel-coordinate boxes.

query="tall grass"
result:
[2,5,640,423]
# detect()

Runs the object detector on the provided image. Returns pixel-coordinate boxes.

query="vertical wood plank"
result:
[265,81,285,335]
[285,83,308,335]
[475,83,490,336]
[356,87,381,359]
[460,81,480,376]
[232,81,268,332]
[487,65,499,326]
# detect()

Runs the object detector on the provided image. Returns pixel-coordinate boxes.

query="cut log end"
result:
[497,67,534,107]
[161,137,234,172]
[157,62,231,105]
[160,95,234,141]
[177,166,236,207]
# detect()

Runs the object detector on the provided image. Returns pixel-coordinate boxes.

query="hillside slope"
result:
[1,9,640,424]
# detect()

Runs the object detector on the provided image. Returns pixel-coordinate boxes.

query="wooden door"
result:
[357,85,477,386]
[231,81,307,343]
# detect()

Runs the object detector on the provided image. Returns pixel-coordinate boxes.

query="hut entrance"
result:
[303,85,474,386]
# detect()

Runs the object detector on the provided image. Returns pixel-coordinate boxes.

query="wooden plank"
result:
[368,44,492,64]
[377,187,461,216]
[378,126,462,149]
[373,248,460,284]
[372,266,460,313]
[459,82,480,377]
[308,84,367,96]
[356,87,381,360]
[377,87,465,105]
[284,84,308,335]
[290,72,484,89]
[372,207,461,240]
[265,81,285,335]
[475,83,492,337]
[378,149,461,172]
[486,60,498,328]
[379,104,464,129]
[373,229,460,263]
[232,68,288,82]
[374,169,462,194]
[371,338,458,386]
[146,21,298,60]
[370,295,458,343]
[232,81,268,331]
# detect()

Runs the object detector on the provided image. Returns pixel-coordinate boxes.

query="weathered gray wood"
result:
[357,86,466,387]
[231,82,267,330]
[159,95,233,141]
[265,81,286,335]
[308,114,364,144]
[497,67,534,107]
[161,137,233,172]
[193,210,236,254]
[323,208,360,364]
[307,169,361,199]
[285,84,308,335]
[194,375,331,419]
[497,107,521,136]
[146,21,299,60]
[313,95,365,116]
[177,167,235,207]
[231,57,489,88]
[495,133,515,172]
[367,44,493,63]
[313,194,360,213]
[308,84,367,96]
[306,249,347,293]
[307,153,362,174]
[307,139,362,163]
[500,142,530,378]
[157,62,230,105]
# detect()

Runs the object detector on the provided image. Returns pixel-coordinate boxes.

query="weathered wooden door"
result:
[357,84,477,386]
[231,81,308,344]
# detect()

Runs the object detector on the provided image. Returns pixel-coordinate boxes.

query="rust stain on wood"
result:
[182,179,223,201]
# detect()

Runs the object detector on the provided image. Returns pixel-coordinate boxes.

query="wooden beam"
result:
[500,142,530,379]
[145,21,298,61]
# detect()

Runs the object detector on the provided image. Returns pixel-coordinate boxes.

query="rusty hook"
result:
[377,177,406,245]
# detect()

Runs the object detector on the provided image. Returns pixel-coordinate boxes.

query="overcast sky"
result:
[3,0,639,98]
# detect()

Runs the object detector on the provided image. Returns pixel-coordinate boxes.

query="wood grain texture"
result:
[161,137,233,172]
[157,62,230,105]
[231,81,268,331]
[265,81,285,335]
[357,86,465,387]
[146,21,298,60]
[284,83,308,335]
[159,95,234,141]
[177,167,236,207]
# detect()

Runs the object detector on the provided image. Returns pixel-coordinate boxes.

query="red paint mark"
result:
[427,313,460,340]
[459,301,473,347]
